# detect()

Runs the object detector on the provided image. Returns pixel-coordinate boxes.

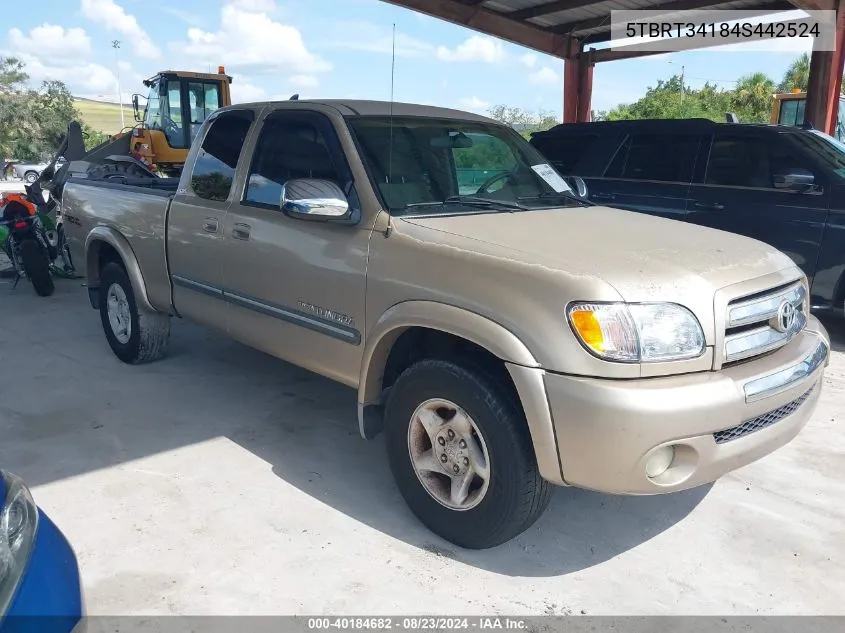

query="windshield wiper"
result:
[404,196,526,211]
[518,191,592,206]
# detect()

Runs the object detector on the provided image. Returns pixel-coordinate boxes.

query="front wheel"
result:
[384,359,552,549]
[99,262,171,364]
[19,239,54,296]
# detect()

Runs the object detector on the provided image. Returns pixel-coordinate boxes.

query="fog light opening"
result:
[646,445,676,479]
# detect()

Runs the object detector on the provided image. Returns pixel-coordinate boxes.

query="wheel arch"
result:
[358,301,564,485]
[85,227,156,313]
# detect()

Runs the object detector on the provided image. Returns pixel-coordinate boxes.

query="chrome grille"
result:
[723,281,807,364]
[713,385,815,444]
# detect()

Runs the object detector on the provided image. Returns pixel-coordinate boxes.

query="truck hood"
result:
[401,204,798,304]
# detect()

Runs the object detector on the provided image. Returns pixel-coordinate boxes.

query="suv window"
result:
[190,113,252,202]
[245,118,340,208]
[605,133,700,183]
[530,133,599,174]
[705,133,817,188]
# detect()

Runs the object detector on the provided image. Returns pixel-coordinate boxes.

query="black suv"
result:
[530,119,845,316]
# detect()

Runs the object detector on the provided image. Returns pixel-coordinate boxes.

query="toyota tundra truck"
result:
[58,100,831,549]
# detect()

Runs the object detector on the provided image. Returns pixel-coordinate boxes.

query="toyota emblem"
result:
[775,301,797,333]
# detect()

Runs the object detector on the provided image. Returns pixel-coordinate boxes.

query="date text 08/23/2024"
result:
[307,618,527,631]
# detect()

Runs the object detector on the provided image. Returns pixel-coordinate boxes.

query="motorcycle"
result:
[0,192,55,296]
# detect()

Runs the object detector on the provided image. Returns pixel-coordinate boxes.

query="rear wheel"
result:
[19,239,54,296]
[24,171,38,183]
[384,359,552,549]
[88,162,152,182]
[99,262,170,364]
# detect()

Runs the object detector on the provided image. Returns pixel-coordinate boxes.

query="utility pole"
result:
[112,40,125,129]
[680,64,685,103]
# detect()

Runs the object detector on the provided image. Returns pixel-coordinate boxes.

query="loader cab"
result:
[140,72,228,148]
[131,69,232,171]
[772,91,845,142]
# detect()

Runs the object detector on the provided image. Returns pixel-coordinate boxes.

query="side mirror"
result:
[567,175,588,199]
[281,179,350,220]
[773,167,815,192]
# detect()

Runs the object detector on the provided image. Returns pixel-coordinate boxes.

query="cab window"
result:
[245,118,341,208]
[190,113,253,202]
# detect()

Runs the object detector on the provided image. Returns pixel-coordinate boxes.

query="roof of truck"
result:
[220,99,497,123]
[531,118,816,138]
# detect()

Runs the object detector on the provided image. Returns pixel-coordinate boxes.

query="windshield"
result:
[347,116,576,214]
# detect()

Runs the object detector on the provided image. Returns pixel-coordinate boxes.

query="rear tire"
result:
[88,162,152,182]
[24,171,38,183]
[99,262,170,364]
[19,239,54,296]
[384,359,552,549]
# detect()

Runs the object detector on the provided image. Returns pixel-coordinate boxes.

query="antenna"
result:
[385,22,396,238]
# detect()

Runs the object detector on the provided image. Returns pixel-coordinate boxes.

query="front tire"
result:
[384,359,552,549]
[19,239,54,296]
[99,262,170,364]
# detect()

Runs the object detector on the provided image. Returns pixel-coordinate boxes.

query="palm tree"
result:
[778,53,809,92]
[732,72,776,122]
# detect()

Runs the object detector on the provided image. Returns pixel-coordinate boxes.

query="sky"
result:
[0,0,817,118]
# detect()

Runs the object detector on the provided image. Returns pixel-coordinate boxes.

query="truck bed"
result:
[61,178,175,312]
[65,176,180,197]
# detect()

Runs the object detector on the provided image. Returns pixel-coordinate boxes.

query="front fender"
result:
[358,301,565,485]
[84,226,156,313]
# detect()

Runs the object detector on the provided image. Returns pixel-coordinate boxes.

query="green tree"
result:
[729,72,776,122]
[487,104,561,139]
[778,52,809,92]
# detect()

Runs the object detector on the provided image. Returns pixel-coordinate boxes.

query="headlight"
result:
[0,471,38,617]
[568,302,705,362]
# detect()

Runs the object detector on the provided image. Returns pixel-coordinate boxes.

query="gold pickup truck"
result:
[60,100,830,549]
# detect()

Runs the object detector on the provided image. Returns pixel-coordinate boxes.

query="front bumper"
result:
[542,317,830,495]
[2,510,83,633]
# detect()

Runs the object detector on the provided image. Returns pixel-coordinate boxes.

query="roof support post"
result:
[563,45,594,123]
[805,0,845,134]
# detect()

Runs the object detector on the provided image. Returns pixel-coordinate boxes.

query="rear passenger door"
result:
[167,109,254,332]
[587,132,702,221]
[685,129,830,279]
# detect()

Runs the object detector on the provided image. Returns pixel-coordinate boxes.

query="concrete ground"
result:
[0,277,843,616]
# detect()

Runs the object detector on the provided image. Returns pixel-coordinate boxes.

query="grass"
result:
[74,98,131,135]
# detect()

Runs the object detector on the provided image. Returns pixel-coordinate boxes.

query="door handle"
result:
[591,192,616,201]
[693,201,725,210]
[232,223,251,241]
[202,217,219,234]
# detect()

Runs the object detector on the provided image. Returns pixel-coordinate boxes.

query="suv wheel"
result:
[384,359,552,549]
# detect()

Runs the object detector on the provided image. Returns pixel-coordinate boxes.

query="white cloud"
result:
[8,24,91,60]
[457,96,490,113]
[171,2,331,84]
[436,35,506,63]
[80,0,161,59]
[230,79,269,103]
[529,66,560,86]
[12,52,118,95]
[320,21,434,58]
[230,0,276,11]
[290,74,318,88]
[162,7,207,27]
[520,53,537,68]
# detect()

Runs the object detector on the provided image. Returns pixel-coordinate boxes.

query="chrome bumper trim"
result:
[743,338,829,404]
